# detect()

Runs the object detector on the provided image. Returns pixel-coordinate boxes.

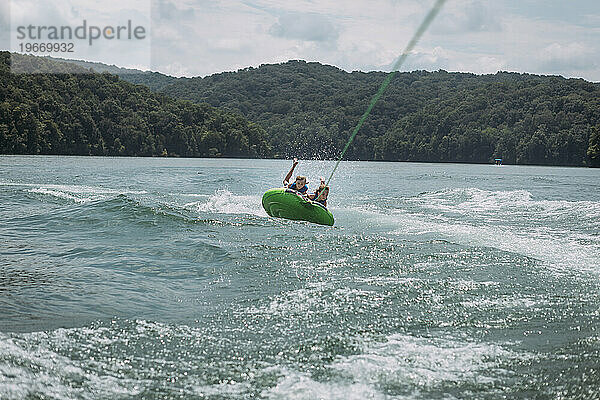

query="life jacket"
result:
[288,182,308,194]
[311,190,327,207]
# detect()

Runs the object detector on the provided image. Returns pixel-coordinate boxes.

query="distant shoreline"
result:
[3,53,599,168]
[2,154,595,168]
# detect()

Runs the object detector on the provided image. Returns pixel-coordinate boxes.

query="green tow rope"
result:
[323,0,446,190]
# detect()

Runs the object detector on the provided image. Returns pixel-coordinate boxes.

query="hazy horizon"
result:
[2,1,599,81]
[27,53,600,84]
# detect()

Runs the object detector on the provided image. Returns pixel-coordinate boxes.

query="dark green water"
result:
[1,156,599,399]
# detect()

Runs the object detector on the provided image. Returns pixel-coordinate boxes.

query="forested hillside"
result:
[161,61,600,166]
[2,54,599,166]
[46,56,179,91]
[0,52,271,158]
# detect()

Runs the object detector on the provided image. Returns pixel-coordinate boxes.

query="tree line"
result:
[1,54,599,166]
[0,52,272,158]
[159,60,600,166]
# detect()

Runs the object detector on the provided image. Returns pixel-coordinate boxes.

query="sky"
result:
[1,0,599,81]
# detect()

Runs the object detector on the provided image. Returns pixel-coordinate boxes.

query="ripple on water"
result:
[263,333,527,400]
[0,320,533,400]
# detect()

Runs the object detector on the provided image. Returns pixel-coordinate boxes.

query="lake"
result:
[1,155,599,399]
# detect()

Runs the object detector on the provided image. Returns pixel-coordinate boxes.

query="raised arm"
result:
[283,158,299,186]
[309,178,326,200]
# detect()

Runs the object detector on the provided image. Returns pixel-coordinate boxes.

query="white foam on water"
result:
[185,189,267,217]
[412,188,600,223]
[0,181,27,187]
[0,331,142,400]
[263,333,520,400]
[0,318,529,400]
[246,277,385,319]
[353,276,426,288]
[334,334,512,387]
[27,187,101,203]
[353,276,499,295]
[15,183,147,204]
[397,213,599,274]
[246,284,335,317]
[264,368,384,400]
[175,193,210,198]
[339,188,600,275]
[461,295,550,310]
[191,381,252,398]
[416,219,594,275]
[0,320,224,399]
[415,188,532,214]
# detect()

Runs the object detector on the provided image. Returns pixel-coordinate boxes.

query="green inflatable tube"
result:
[262,188,334,226]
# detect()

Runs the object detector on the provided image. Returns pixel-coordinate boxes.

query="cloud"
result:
[4,0,152,72]
[269,13,339,43]
[2,0,599,81]
[490,14,600,80]
[537,42,596,72]
[401,46,506,75]
[153,0,196,21]
[433,0,502,34]
[0,1,9,47]
[582,13,600,27]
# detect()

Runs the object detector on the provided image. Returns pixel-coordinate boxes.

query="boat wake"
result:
[339,187,600,275]
[2,182,269,225]
[184,189,267,217]
[0,182,147,204]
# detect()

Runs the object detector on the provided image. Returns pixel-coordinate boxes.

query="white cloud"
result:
[0,1,9,46]
[433,0,502,34]
[490,15,600,80]
[538,42,594,72]
[153,0,196,21]
[402,45,506,75]
[1,0,599,81]
[6,0,152,71]
[269,13,339,43]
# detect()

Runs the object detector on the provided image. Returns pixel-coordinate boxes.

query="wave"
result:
[0,319,266,399]
[3,182,148,204]
[0,327,142,399]
[184,189,267,218]
[264,333,525,399]
[341,187,600,232]
[4,181,268,226]
[410,187,600,221]
[0,319,527,400]
[396,214,600,274]
[338,188,600,274]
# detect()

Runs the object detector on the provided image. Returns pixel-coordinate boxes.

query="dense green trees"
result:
[588,127,600,167]
[46,56,178,91]
[2,55,599,166]
[0,53,271,158]
[159,61,600,166]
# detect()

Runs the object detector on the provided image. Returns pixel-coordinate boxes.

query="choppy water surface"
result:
[1,156,599,399]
